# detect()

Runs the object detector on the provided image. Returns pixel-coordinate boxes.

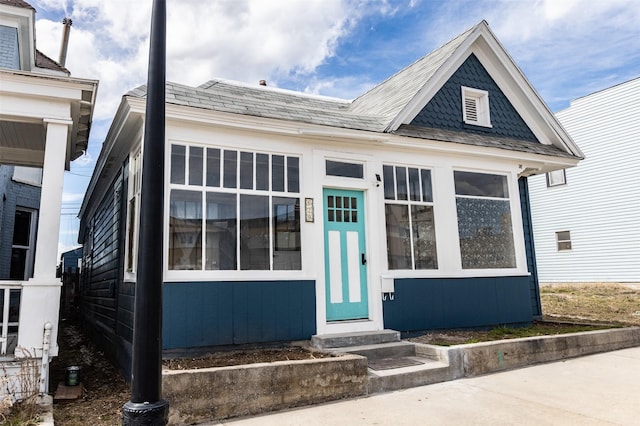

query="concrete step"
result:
[331,341,416,360]
[311,329,400,349]
[367,356,453,394]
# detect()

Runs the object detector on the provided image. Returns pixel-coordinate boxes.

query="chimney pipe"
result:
[59,17,72,67]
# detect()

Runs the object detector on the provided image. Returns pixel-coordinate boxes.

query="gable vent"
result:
[461,86,491,128]
[464,97,478,122]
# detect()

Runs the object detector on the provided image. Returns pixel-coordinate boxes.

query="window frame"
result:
[382,163,438,271]
[461,86,492,128]
[546,169,567,187]
[454,170,517,270]
[165,143,303,277]
[124,150,142,280]
[556,230,572,251]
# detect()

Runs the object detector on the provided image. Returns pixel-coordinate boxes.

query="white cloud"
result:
[34,0,389,124]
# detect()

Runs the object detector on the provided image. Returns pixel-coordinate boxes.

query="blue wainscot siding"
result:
[163,280,316,349]
[383,276,532,332]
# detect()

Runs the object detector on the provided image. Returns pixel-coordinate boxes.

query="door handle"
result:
[361,253,367,265]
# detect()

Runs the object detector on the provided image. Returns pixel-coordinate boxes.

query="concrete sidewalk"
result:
[215,347,640,425]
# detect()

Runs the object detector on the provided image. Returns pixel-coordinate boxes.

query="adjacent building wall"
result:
[528,78,640,283]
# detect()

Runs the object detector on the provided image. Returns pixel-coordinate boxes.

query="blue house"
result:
[78,21,582,375]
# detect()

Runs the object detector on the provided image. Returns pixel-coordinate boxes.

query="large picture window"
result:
[168,144,301,271]
[454,171,515,269]
[383,165,437,270]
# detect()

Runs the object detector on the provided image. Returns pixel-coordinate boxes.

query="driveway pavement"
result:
[215,347,640,426]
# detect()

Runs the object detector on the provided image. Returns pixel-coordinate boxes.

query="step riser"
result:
[347,344,415,360]
[368,366,454,394]
[311,330,400,349]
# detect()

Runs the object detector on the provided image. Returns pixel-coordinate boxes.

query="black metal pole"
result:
[122,0,168,424]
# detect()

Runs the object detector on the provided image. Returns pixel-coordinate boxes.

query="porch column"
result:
[17,118,69,364]
[32,119,70,281]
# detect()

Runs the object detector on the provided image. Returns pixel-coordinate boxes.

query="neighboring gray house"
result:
[528,77,640,283]
[0,166,41,281]
[0,0,97,400]
[78,21,582,377]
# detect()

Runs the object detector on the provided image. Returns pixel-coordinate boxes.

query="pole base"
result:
[122,399,169,425]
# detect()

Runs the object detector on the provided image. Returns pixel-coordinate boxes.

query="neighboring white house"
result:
[0,0,97,400]
[528,77,640,283]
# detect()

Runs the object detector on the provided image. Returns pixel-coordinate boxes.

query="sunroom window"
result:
[454,171,515,269]
[383,165,437,270]
[168,144,301,271]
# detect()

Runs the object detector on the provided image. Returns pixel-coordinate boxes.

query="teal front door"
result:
[324,188,369,321]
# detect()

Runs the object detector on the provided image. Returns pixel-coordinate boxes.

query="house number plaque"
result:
[305,198,314,222]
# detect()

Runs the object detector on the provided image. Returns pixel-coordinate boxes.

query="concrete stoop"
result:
[313,330,458,394]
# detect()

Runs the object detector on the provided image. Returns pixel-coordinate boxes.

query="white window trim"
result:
[556,230,572,251]
[546,169,566,187]
[124,150,142,281]
[461,86,492,128]
[164,142,303,278]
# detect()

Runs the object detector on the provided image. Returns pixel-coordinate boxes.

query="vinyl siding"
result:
[528,77,640,282]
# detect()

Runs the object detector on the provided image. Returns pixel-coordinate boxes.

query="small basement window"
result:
[556,231,572,251]
[461,86,491,127]
[546,169,566,187]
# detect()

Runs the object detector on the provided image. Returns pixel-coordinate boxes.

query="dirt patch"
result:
[540,283,640,326]
[163,347,333,370]
[407,321,611,346]
[50,320,129,426]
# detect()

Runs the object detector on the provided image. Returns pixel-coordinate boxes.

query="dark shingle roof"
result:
[393,125,577,158]
[0,0,35,9]
[35,49,69,74]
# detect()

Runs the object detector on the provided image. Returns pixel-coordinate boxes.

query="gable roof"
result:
[126,20,581,160]
[35,49,69,74]
[0,0,35,9]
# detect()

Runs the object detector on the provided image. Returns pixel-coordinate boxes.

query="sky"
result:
[29,0,640,257]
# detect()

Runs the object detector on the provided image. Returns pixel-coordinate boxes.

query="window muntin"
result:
[547,169,566,187]
[556,231,571,251]
[168,144,301,271]
[383,165,437,270]
[326,160,364,178]
[461,86,491,128]
[454,171,515,269]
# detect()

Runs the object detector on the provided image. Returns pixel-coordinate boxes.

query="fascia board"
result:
[0,70,98,100]
[79,97,140,224]
[471,28,584,159]
[382,132,580,170]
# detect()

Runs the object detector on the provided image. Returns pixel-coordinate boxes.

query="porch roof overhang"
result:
[0,69,98,169]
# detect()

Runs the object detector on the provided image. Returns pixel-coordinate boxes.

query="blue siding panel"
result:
[411,54,538,142]
[383,276,532,332]
[519,177,542,317]
[163,280,316,349]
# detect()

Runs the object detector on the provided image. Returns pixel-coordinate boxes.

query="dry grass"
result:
[540,283,640,326]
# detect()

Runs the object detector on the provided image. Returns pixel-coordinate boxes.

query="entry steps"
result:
[311,330,455,394]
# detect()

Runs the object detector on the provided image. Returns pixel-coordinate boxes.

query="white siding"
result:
[529,77,640,282]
